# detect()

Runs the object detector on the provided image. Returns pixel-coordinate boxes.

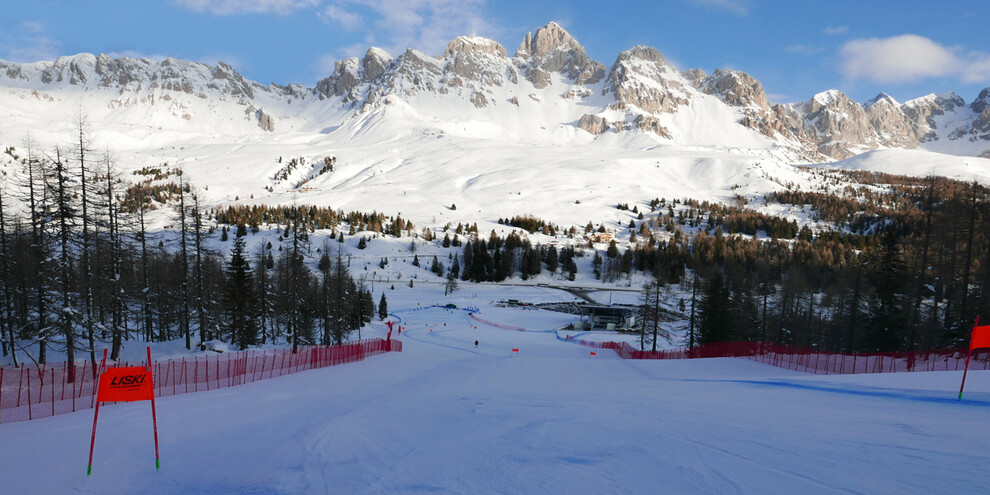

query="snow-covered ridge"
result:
[2,21,990,230]
[2,22,989,161]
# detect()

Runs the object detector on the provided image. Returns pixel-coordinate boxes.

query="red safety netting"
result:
[0,339,401,424]
[563,335,990,375]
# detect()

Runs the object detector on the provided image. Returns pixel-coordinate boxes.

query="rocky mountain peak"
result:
[362,47,392,82]
[864,92,899,108]
[515,22,604,88]
[971,87,990,114]
[936,92,966,112]
[516,21,581,59]
[441,37,509,88]
[606,45,688,115]
[702,68,769,110]
[445,36,507,59]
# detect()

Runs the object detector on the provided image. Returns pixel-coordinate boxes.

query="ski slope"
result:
[2,286,989,494]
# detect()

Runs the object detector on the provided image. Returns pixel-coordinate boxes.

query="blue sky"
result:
[1,0,987,104]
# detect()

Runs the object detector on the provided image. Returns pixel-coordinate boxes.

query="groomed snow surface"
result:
[2,286,989,494]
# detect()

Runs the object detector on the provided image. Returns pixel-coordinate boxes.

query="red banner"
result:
[971,325,990,351]
[97,367,154,402]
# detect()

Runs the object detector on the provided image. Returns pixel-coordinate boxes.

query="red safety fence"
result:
[0,339,401,424]
[563,335,990,375]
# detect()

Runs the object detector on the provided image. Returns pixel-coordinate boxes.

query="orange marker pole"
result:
[147,347,161,470]
[87,349,108,476]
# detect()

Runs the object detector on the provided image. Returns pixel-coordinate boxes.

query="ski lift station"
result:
[584,304,638,331]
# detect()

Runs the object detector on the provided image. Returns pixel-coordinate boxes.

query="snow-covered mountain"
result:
[1,21,990,227]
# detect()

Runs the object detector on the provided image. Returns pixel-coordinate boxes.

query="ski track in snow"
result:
[2,298,990,494]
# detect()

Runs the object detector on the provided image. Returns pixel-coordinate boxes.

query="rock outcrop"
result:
[865,93,917,149]
[577,114,610,135]
[702,69,769,110]
[606,46,689,115]
[515,22,605,88]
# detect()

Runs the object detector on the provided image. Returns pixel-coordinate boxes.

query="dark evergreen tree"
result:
[223,236,258,350]
[378,293,388,320]
[698,270,734,344]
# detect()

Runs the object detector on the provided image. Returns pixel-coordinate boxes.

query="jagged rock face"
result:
[515,22,605,88]
[362,48,391,82]
[606,46,688,115]
[442,36,508,87]
[633,115,672,139]
[316,58,361,99]
[469,91,489,109]
[971,107,990,137]
[680,68,707,89]
[798,90,875,158]
[315,48,393,101]
[0,53,285,104]
[577,114,610,135]
[244,105,275,131]
[257,108,275,132]
[391,49,444,93]
[901,92,966,141]
[865,94,918,149]
[702,69,769,110]
[968,89,990,141]
[971,88,990,114]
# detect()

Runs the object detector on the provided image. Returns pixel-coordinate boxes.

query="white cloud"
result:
[347,0,492,55]
[689,0,748,16]
[0,21,60,63]
[839,34,990,84]
[962,53,990,84]
[173,0,319,15]
[177,0,494,80]
[823,25,848,36]
[319,5,362,30]
[311,0,493,75]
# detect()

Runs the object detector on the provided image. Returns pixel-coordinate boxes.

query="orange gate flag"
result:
[97,367,154,402]
[959,318,990,399]
[970,325,990,351]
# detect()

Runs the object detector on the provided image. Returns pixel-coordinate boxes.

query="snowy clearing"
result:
[2,290,989,494]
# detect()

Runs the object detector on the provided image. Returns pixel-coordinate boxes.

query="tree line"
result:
[0,119,374,377]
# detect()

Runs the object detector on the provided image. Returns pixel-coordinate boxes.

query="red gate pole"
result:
[87,349,108,476]
[960,317,979,399]
[147,347,161,470]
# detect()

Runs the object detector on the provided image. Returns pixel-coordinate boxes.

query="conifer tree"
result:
[378,293,388,320]
[223,236,258,350]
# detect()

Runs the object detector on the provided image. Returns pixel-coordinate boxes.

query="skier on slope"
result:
[474,340,479,347]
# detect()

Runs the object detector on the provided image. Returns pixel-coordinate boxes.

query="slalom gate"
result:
[562,335,990,375]
[0,339,401,424]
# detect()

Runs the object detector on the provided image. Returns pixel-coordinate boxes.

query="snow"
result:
[2,287,988,494]
[811,89,844,107]
[814,148,990,183]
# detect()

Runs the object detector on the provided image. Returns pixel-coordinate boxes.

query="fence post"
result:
[16,365,23,407]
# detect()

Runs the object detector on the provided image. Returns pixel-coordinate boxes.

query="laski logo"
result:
[110,374,146,386]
